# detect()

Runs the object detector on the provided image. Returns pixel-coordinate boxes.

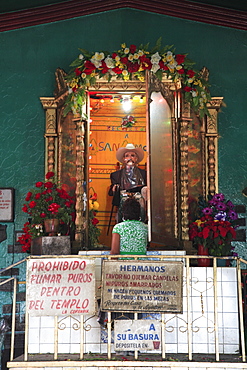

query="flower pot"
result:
[44,219,59,236]
[197,244,211,267]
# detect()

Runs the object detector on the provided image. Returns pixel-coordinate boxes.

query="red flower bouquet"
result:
[189,193,238,257]
[18,172,74,252]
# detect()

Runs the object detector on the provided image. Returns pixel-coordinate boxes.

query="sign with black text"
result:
[114,320,161,351]
[0,188,14,222]
[26,257,95,316]
[101,260,183,313]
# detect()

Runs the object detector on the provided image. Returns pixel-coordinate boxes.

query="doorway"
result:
[88,92,147,247]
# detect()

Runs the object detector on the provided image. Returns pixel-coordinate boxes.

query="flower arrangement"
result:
[64,38,211,118]
[189,193,238,257]
[121,115,136,129]
[88,191,101,248]
[18,172,75,252]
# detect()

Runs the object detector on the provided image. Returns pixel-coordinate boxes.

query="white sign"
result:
[26,257,95,316]
[0,188,14,222]
[101,260,183,313]
[114,320,161,351]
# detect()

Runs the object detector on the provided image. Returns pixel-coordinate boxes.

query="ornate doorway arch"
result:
[40,68,223,251]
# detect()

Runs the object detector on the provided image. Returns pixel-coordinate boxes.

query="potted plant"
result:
[189,193,239,266]
[18,171,75,252]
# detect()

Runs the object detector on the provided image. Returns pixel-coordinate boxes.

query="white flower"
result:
[124,48,130,54]
[151,63,160,73]
[79,54,84,60]
[191,90,198,97]
[188,78,194,84]
[133,53,139,60]
[105,56,115,69]
[81,72,87,79]
[128,54,134,61]
[122,70,129,77]
[168,61,177,70]
[91,52,105,68]
[166,51,174,62]
[68,87,73,94]
[138,50,144,57]
[151,52,161,64]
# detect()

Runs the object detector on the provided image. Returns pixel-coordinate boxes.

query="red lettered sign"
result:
[26,257,95,316]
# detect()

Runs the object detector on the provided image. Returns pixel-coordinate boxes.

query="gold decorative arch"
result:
[40,68,223,252]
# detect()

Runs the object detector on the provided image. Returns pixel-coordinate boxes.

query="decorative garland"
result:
[64,38,211,118]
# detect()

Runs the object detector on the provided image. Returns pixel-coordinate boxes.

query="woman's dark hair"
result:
[122,197,140,220]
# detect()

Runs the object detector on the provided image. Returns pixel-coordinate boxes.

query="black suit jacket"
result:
[108,168,147,196]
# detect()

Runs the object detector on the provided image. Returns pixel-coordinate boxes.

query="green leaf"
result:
[78,48,92,58]
[70,58,83,67]
[155,69,163,81]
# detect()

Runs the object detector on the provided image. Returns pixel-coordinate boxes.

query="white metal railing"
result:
[0,258,26,361]
[3,255,247,363]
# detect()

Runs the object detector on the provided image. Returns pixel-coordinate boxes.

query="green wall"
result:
[0,8,247,271]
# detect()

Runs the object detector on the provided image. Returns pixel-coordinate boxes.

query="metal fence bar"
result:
[54,316,58,360]
[10,278,17,361]
[134,312,138,359]
[213,258,219,361]
[186,256,192,360]
[237,258,246,362]
[161,313,165,359]
[80,315,84,359]
[107,311,111,359]
[24,307,29,361]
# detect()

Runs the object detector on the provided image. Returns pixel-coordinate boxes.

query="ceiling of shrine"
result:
[1,0,246,13]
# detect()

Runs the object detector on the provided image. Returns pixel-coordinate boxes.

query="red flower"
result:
[112,66,123,75]
[159,61,169,71]
[83,60,96,75]
[130,44,137,54]
[25,192,32,201]
[120,57,128,65]
[35,193,41,200]
[29,201,36,208]
[46,171,55,180]
[184,86,192,92]
[202,227,210,239]
[90,192,97,200]
[44,181,53,189]
[22,205,29,213]
[100,61,109,74]
[48,203,60,214]
[40,212,46,218]
[112,52,118,59]
[187,69,195,78]
[175,54,185,64]
[75,67,81,76]
[92,217,99,226]
[177,68,185,75]
[36,181,43,188]
[127,62,139,73]
[139,55,152,70]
